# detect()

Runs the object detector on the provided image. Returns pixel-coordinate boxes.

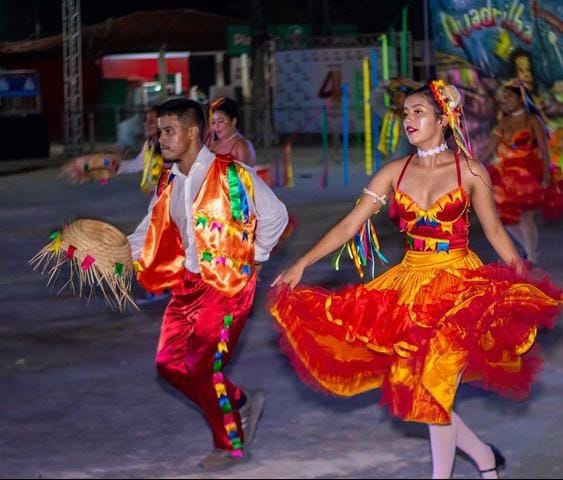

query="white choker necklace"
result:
[224,131,239,142]
[510,108,526,116]
[417,142,448,158]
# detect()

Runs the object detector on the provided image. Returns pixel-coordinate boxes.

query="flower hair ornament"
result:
[429,80,473,160]
[210,96,227,113]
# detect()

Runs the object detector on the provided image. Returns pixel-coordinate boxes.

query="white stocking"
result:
[429,413,499,479]
[520,210,539,263]
[505,224,525,256]
[429,423,457,479]
[452,412,497,479]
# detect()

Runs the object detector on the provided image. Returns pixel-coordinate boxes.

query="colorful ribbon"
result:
[212,313,243,458]
[332,210,388,279]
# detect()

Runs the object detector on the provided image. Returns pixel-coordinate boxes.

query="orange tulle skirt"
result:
[269,249,561,424]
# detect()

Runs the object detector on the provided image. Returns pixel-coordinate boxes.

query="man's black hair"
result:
[157,98,205,141]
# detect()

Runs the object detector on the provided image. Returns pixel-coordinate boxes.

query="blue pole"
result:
[342,83,349,184]
[321,104,329,188]
[371,48,382,172]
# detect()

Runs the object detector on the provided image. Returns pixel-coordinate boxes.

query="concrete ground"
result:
[0,149,562,479]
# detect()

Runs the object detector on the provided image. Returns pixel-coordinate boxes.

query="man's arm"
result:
[127,194,156,260]
[251,175,289,263]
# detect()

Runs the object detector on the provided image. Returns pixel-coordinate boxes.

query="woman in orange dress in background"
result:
[481,80,563,263]
[209,96,297,250]
[208,97,256,166]
[268,81,561,479]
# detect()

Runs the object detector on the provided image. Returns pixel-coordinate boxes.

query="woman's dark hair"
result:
[504,84,543,119]
[405,85,453,140]
[210,97,240,123]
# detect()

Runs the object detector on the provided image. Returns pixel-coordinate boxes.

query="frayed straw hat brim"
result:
[29,219,138,311]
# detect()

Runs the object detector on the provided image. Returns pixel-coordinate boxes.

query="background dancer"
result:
[481,79,563,263]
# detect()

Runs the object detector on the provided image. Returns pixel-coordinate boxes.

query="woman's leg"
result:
[505,223,525,256]
[429,413,500,479]
[519,210,539,263]
[452,412,498,479]
[429,423,457,479]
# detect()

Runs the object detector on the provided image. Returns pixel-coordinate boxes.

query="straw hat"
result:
[61,152,122,184]
[29,219,137,311]
[383,77,422,94]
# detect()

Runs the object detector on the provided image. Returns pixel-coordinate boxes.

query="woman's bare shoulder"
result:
[459,154,492,189]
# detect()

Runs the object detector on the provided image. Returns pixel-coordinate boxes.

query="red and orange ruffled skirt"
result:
[488,148,563,224]
[269,249,561,424]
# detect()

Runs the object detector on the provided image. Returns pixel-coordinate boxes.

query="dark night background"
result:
[0,0,424,41]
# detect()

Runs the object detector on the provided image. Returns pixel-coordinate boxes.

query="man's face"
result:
[157,115,192,161]
[393,90,406,109]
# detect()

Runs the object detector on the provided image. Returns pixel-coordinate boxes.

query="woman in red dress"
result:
[269,80,561,479]
[209,97,256,166]
[481,80,562,263]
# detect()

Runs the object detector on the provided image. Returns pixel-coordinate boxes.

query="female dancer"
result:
[209,96,297,249]
[269,80,561,479]
[481,79,561,263]
[209,97,256,166]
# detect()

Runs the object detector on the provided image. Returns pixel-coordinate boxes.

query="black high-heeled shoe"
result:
[479,443,506,475]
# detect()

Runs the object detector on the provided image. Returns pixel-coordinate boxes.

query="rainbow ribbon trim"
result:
[213,313,244,458]
[332,215,388,279]
[227,163,250,223]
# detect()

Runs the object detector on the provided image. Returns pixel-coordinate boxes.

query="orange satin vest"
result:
[192,156,256,296]
[136,156,256,297]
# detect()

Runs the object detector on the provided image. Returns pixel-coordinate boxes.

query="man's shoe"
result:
[199,448,251,472]
[239,389,265,446]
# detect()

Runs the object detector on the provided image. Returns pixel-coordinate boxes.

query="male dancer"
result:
[128,98,288,471]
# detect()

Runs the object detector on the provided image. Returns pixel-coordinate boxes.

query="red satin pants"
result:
[155,270,256,450]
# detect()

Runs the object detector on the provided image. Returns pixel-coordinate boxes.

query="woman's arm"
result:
[466,159,523,269]
[529,114,551,187]
[479,125,502,164]
[271,162,397,288]
[233,138,256,166]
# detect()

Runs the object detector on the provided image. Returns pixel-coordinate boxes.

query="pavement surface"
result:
[1,148,562,479]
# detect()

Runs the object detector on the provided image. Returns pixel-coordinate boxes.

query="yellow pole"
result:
[363,57,372,175]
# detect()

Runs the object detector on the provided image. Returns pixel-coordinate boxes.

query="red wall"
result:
[3,57,101,141]
[4,54,190,142]
[101,57,189,91]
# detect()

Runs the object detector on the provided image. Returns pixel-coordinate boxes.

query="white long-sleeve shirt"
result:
[117,141,146,174]
[128,145,289,272]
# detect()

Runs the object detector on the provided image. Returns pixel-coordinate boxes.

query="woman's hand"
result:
[270,260,306,289]
[255,263,263,282]
[542,169,551,188]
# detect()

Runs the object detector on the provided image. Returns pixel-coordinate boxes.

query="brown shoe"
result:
[239,389,265,446]
[199,448,251,472]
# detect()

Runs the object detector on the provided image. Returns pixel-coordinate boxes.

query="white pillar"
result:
[240,53,252,102]
[158,46,168,100]
[215,52,225,87]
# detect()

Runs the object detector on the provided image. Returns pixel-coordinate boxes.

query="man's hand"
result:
[255,263,263,282]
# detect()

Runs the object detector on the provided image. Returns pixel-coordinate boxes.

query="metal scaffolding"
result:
[62,0,83,150]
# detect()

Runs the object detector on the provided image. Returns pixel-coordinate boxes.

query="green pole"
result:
[388,25,396,78]
[354,70,362,146]
[401,7,408,78]
[381,34,390,107]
